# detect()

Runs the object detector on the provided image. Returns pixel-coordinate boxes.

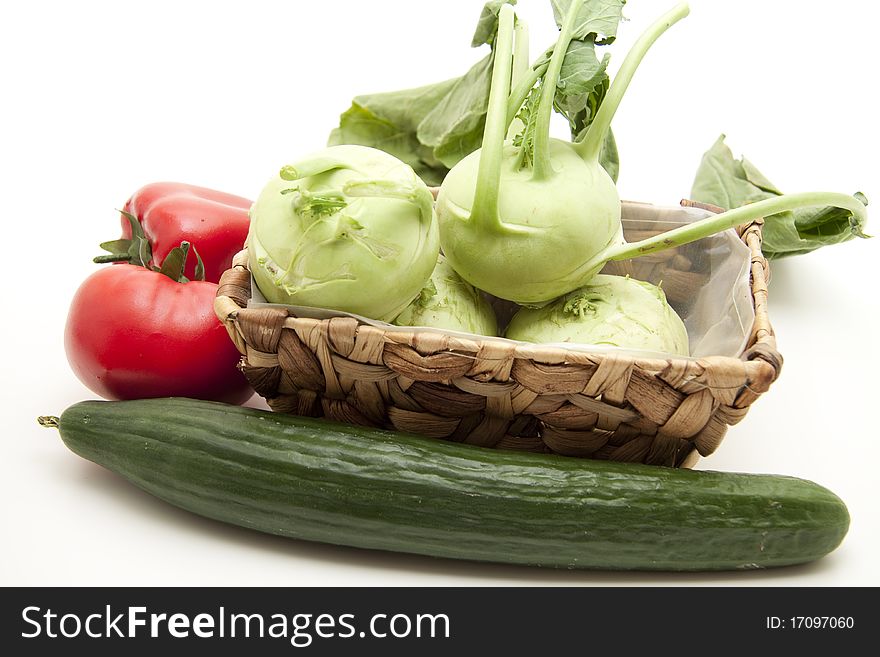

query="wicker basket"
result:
[214,200,782,468]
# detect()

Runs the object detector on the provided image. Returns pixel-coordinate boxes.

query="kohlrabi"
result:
[436,1,869,305]
[248,145,439,321]
[393,255,498,336]
[505,274,689,356]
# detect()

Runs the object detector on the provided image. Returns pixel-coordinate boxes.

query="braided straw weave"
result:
[214,201,781,467]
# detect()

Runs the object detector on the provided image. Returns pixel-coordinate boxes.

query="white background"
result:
[2,0,878,586]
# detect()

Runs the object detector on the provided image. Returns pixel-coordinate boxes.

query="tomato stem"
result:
[95,210,153,267]
[93,253,134,264]
[93,209,206,282]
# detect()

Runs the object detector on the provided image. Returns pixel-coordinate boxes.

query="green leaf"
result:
[512,83,542,169]
[471,0,518,47]
[550,0,626,43]
[97,239,132,256]
[119,209,145,239]
[690,135,869,258]
[534,37,609,101]
[556,40,610,96]
[793,191,869,239]
[416,54,494,168]
[159,241,190,282]
[328,79,457,186]
[741,157,783,195]
[331,53,495,176]
[329,3,521,184]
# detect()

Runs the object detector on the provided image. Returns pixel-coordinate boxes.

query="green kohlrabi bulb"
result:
[248,145,440,321]
[436,139,622,304]
[504,274,689,356]
[392,255,498,336]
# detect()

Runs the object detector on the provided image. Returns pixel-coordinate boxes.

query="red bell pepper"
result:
[97,182,252,283]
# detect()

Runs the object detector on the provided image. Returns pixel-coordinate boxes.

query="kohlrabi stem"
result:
[506,17,531,140]
[603,192,869,262]
[470,3,515,232]
[531,0,585,181]
[280,154,351,181]
[513,18,530,88]
[343,179,435,225]
[577,2,690,163]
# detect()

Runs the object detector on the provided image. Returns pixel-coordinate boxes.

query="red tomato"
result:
[121,183,252,283]
[64,264,252,404]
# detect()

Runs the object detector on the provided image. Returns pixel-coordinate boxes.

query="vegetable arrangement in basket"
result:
[250,0,865,339]
[50,0,870,572]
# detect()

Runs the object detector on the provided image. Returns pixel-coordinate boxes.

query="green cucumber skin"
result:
[56,398,849,571]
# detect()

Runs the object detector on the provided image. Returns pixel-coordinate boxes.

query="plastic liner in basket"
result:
[215,200,781,467]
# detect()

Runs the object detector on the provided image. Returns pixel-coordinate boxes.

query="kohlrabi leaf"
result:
[550,0,626,43]
[740,157,783,195]
[794,193,868,235]
[691,135,869,258]
[512,83,541,170]
[549,51,619,182]
[328,81,456,187]
[417,54,494,169]
[556,39,610,95]
[330,1,519,184]
[689,135,774,209]
[550,42,608,134]
[471,0,518,47]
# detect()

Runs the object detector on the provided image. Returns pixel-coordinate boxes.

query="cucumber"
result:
[42,398,849,571]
